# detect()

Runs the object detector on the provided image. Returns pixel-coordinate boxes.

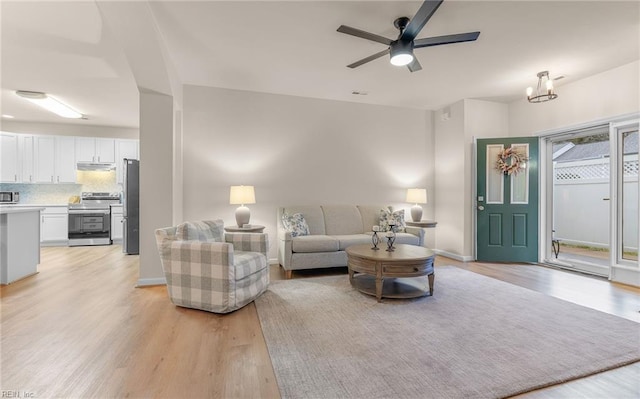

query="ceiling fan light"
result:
[389,41,414,66]
[390,53,414,66]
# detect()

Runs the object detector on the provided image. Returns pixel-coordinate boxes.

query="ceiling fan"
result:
[337,0,480,72]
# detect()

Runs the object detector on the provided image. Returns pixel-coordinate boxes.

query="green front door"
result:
[476,137,539,262]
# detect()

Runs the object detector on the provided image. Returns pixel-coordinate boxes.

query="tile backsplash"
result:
[1,171,121,204]
[76,170,121,192]
[0,183,81,204]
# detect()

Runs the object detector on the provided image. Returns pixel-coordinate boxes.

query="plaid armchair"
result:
[155,220,269,314]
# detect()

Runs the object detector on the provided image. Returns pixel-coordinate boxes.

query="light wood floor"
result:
[1,245,638,398]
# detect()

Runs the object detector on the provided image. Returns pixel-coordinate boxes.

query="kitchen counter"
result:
[0,206,46,214]
[1,207,44,284]
[1,203,68,208]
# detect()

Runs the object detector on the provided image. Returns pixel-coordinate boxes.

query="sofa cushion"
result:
[379,209,406,232]
[322,205,364,235]
[358,205,391,233]
[176,220,224,242]
[281,206,326,235]
[282,213,310,237]
[331,234,372,250]
[292,235,339,253]
[233,251,268,280]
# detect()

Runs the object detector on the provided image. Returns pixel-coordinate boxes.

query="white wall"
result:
[509,61,640,136]
[434,101,466,257]
[0,121,138,139]
[182,85,434,261]
[138,89,174,285]
[434,99,509,259]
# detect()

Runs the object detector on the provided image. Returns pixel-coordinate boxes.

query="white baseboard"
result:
[611,265,640,287]
[136,277,167,287]
[269,258,279,265]
[41,240,69,247]
[433,249,474,262]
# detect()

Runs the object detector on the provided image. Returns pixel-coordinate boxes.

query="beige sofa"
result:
[277,205,424,278]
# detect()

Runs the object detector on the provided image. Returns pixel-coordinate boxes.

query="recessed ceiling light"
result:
[15,90,84,119]
[2,114,15,119]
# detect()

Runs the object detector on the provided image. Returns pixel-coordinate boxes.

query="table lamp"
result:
[229,185,256,227]
[406,188,427,222]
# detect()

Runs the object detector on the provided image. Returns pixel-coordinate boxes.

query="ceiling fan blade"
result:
[407,58,422,72]
[413,31,481,48]
[400,0,444,41]
[346,48,391,68]
[337,25,393,45]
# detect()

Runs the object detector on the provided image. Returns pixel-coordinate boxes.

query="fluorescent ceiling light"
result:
[15,90,84,119]
[2,114,15,119]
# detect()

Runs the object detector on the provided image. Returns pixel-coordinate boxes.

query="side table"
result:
[406,220,437,248]
[405,220,437,228]
[224,225,265,233]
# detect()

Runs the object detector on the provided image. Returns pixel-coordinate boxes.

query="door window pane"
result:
[511,143,529,204]
[486,145,504,204]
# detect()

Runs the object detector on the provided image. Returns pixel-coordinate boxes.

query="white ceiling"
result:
[1,1,638,129]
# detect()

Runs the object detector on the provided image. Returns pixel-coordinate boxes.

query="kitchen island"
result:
[0,206,44,284]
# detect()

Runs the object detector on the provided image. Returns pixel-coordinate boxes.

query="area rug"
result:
[255,266,640,399]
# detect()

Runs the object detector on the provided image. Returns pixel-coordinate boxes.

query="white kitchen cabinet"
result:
[0,207,42,284]
[34,136,76,184]
[34,136,56,183]
[115,139,139,184]
[110,205,124,242]
[56,136,76,183]
[1,132,19,183]
[76,137,115,163]
[40,206,68,246]
[19,135,35,183]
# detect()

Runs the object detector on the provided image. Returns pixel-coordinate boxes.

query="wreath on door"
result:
[496,147,528,175]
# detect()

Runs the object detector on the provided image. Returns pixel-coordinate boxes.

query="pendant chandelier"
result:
[526,71,558,103]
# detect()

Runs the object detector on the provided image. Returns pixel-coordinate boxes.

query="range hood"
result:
[76,162,116,171]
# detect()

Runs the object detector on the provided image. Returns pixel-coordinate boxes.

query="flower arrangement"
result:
[496,147,528,175]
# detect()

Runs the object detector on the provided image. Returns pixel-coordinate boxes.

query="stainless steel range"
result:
[68,192,121,246]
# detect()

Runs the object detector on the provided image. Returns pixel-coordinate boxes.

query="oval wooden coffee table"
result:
[346,244,435,302]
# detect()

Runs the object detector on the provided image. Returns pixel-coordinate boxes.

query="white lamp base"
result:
[410,204,423,222]
[235,205,251,227]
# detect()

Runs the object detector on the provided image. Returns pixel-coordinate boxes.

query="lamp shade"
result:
[406,188,427,204]
[229,185,256,205]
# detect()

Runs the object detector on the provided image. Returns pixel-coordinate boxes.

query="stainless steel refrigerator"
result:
[122,159,139,255]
